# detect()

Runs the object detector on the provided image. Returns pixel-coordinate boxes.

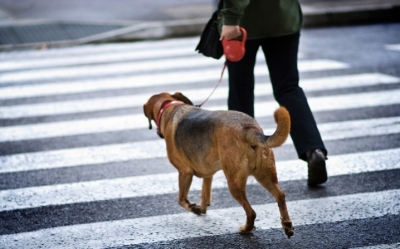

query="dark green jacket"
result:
[220,0,303,39]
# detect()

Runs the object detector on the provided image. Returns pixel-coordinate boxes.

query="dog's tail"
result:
[243,106,290,149]
[265,107,291,148]
[242,107,290,171]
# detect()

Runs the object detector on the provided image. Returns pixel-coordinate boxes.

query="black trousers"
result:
[226,32,327,160]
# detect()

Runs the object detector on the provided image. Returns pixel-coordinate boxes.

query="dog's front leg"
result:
[200,176,213,213]
[178,172,206,215]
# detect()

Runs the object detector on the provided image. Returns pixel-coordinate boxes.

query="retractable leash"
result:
[196,28,247,108]
[195,62,227,107]
[222,27,247,62]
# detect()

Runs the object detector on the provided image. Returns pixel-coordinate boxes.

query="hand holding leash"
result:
[221,27,247,62]
[220,25,242,40]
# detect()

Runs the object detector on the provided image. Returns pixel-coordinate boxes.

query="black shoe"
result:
[307,149,327,186]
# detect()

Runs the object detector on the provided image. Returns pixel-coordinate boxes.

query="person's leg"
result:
[261,32,327,186]
[226,39,260,117]
[261,32,326,159]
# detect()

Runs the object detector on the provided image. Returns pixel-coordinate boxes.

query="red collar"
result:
[156,100,183,138]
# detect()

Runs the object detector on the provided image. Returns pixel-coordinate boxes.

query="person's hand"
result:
[220,25,242,40]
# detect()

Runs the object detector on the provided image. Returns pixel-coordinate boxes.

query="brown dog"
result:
[143,92,294,238]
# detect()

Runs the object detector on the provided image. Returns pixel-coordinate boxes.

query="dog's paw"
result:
[239,225,256,234]
[188,203,206,215]
[281,220,294,238]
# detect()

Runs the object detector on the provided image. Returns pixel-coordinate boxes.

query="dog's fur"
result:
[143,92,294,238]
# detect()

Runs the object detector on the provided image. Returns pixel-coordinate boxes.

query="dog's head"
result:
[143,92,193,130]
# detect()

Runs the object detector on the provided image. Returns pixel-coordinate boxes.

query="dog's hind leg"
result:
[200,176,213,213]
[253,169,294,238]
[178,171,206,215]
[224,170,256,234]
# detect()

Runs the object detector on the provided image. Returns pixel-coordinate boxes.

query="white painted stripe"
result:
[297,73,399,90]
[352,243,400,249]
[0,47,205,72]
[0,55,225,83]
[296,89,400,113]
[251,88,400,118]
[0,66,230,99]
[315,116,400,141]
[1,87,398,119]
[385,44,400,52]
[0,140,167,174]
[0,71,397,100]
[0,37,201,60]
[0,148,399,212]
[0,115,144,142]
[0,58,346,84]
[0,37,199,57]
[1,102,399,143]
[0,189,399,248]
[0,48,282,72]
[0,37,303,62]
[256,115,400,144]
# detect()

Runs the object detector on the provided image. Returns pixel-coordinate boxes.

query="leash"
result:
[195,61,227,108]
[195,27,246,108]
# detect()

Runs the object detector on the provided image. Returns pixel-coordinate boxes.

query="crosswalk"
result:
[2,190,400,248]
[0,36,399,249]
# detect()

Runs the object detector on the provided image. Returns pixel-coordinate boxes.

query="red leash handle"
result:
[222,27,247,62]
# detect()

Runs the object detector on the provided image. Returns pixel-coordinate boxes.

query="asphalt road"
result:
[0,22,399,248]
[0,0,214,22]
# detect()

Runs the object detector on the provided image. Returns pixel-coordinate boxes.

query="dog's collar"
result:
[156,100,183,138]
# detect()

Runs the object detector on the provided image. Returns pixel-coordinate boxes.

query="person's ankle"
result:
[306,149,326,160]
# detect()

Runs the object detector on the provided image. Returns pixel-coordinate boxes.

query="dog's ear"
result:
[143,103,153,130]
[172,92,193,105]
